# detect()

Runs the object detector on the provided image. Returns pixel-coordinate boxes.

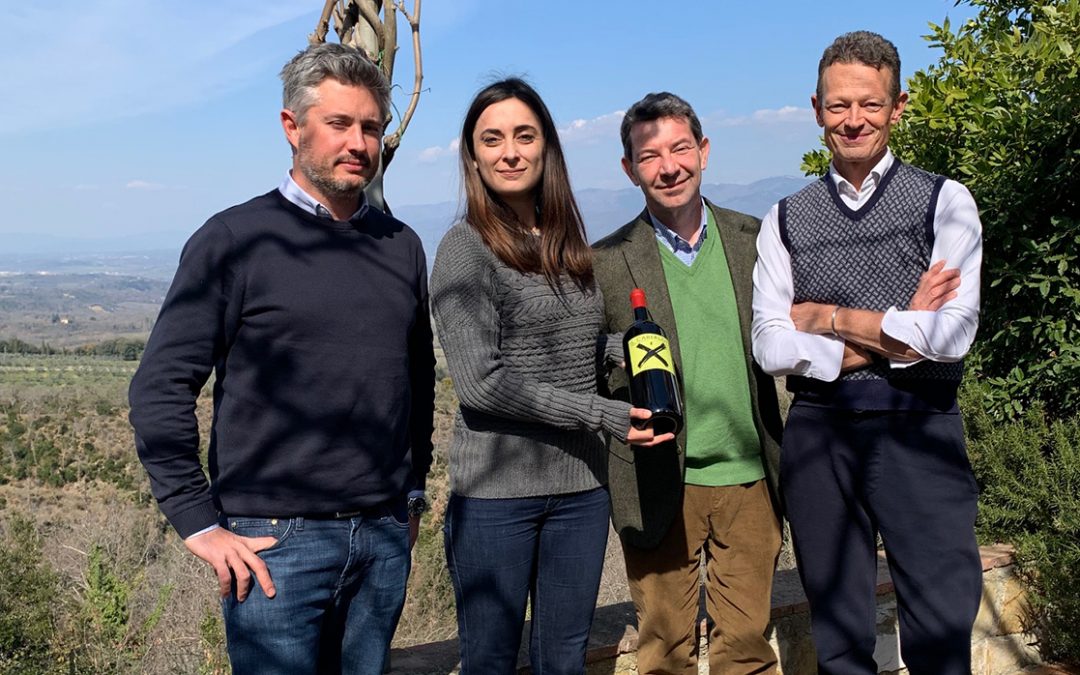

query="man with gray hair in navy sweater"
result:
[752,31,983,674]
[129,43,434,675]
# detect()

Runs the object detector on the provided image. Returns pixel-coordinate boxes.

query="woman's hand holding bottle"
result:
[626,407,676,447]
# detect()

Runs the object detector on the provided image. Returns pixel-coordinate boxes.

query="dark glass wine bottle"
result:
[622,288,683,437]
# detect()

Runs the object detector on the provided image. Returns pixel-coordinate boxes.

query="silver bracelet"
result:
[830,305,841,337]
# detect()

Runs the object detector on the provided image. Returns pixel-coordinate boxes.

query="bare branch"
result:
[63,544,88,557]
[355,0,387,63]
[382,0,422,170]
[379,0,398,81]
[309,0,337,44]
[333,1,358,45]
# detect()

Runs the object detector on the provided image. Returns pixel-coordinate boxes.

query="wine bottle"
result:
[622,288,683,437]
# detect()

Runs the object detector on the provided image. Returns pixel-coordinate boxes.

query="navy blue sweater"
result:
[129,190,435,538]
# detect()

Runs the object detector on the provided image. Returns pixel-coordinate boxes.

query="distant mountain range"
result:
[396,175,813,263]
[0,176,812,279]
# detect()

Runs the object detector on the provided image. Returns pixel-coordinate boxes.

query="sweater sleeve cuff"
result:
[185,524,221,541]
[598,397,632,443]
[412,472,427,492]
[167,500,221,540]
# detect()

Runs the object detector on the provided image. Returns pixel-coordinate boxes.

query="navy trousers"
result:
[444,487,610,675]
[781,405,982,675]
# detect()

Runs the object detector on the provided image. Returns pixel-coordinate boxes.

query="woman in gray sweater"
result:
[430,79,671,674]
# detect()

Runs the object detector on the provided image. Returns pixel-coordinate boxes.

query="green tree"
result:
[804,0,1080,418]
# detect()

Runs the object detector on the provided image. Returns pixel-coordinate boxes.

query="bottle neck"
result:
[633,306,649,322]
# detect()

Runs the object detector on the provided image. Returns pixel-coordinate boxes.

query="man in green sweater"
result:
[594,92,784,674]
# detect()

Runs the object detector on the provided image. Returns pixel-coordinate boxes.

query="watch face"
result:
[407,497,428,517]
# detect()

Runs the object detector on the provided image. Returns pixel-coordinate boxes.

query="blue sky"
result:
[1,0,976,244]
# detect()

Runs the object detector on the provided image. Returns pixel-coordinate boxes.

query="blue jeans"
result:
[444,487,610,675]
[221,507,411,675]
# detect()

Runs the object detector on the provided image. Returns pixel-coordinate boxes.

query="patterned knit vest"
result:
[780,161,962,410]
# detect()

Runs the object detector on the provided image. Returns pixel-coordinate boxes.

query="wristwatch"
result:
[407,494,429,518]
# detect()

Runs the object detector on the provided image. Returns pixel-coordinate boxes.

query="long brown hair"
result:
[459,78,593,287]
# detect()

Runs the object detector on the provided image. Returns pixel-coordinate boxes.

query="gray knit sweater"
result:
[430,221,631,498]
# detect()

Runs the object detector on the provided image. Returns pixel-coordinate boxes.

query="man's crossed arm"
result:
[789,261,960,372]
[751,183,982,380]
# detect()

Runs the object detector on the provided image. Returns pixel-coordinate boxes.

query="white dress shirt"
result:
[751,150,983,381]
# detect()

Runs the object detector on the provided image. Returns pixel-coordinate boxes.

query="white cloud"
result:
[125,180,166,191]
[417,138,460,163]
[0,1,315,135]
[558,111,624,145]
[752,106,811,123]
[708,106,815,128]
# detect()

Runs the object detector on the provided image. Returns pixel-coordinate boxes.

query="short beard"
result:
[296,138,371,200]
[300,160,367,199]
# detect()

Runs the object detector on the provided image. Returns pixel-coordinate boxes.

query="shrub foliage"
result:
[964,383,1080,664]
[0,514,60,674]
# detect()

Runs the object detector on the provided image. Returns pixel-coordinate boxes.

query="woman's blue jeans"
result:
[221,508,410,675]
[444,486,610,675]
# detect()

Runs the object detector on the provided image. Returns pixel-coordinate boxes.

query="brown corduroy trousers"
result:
[623,479,781,675]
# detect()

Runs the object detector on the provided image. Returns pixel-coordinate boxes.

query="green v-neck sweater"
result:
[658,216,765,486]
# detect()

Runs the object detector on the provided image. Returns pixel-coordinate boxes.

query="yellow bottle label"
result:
[627,334,674,376]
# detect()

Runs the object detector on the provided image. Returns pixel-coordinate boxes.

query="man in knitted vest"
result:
[751,31,983,674]
[128,44,434,674]
[593,93,785,674]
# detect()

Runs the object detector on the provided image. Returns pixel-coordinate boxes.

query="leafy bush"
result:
[66,544,172,673]
[0,514,61,674]
[0,513,178,674]
[963,382,1080,664]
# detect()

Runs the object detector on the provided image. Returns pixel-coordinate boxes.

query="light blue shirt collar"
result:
[277,171,368,221]
[649,198,708,266]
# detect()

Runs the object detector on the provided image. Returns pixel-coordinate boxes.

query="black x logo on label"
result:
[635,342,670,368]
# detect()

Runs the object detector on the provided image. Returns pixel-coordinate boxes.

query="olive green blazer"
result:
[592,199,784,549]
